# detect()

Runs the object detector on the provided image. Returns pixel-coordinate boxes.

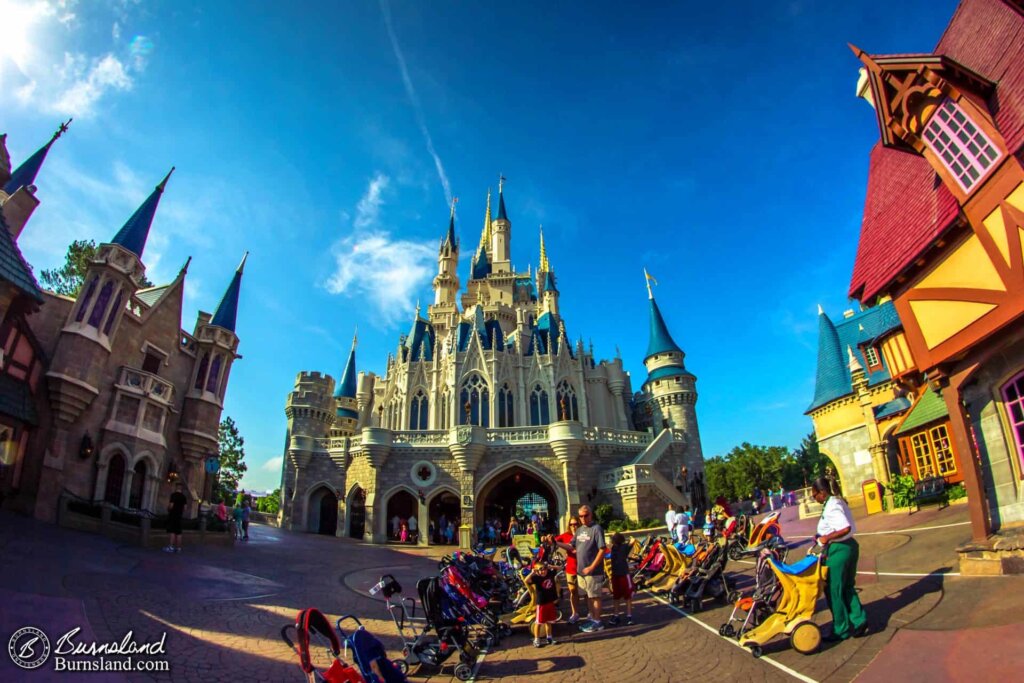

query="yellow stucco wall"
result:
[810,383,899,440]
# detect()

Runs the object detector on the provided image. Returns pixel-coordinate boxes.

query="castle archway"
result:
[308,485,338,536]
[384,489,419,542]
[475,463,564,537]
[346,485,366,540]
[427,487,460,545]
[104,452,127,506]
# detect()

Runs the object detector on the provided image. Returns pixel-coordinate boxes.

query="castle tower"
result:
[282,371,337,531]
[537,227,560,316]
[490,177,511,273]
[640,271,698,432]
[178,252,246,491]
[0,119,70,239]
[332,333,359,437]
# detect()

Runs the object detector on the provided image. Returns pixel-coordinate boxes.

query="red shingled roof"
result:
[849,0,1024,301]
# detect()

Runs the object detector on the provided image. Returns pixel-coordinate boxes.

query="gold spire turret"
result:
[480,187,492,250]
[539,225,550,272]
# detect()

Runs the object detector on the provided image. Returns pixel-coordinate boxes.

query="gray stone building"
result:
[282,183,707,546]
[0,128,245,522]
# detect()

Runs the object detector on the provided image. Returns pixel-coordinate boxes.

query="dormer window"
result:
[864,346,881,370]
[923,98,1001,193]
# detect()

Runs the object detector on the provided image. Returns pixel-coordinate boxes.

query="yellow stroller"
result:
[738,546,827,657]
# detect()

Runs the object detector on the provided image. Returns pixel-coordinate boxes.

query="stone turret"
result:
[491,178,511,273]
[282,371,336,530]
[640,274,699,434]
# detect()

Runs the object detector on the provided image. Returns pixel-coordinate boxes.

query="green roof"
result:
[136,285,169,307]
[895,389,949,436]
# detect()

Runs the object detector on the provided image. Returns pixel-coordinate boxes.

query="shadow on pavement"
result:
[474,654,587,679]
[859,570,946,633]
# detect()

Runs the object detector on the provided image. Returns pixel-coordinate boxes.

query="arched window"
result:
[87,280,115,329]
[194,353,209,390]
[76,277,99,323]
[530,384,550,426]
[438,389,449,430]
[206,355,222,393]
[498,384,514,427]
[459,374,489,427]
[409,390,429,430]
[102,289,124,336]
[557,380,579,421]
[1002,370,1024,470]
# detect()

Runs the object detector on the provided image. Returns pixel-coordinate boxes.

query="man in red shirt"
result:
[553,516,582,623]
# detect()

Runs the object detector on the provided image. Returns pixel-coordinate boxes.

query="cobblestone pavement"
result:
[1,505,1019,683]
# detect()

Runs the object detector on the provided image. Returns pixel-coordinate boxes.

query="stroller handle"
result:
[335,614,363,639]
[280,624,296,649]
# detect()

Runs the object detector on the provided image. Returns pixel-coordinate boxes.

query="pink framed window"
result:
[1002,370,1024,473]
[923,98,1001,193]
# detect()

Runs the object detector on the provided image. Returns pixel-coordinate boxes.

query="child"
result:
[607,532,635,626]
[527,563,559,647]
[232,501,244,540]
[400,521,408,543]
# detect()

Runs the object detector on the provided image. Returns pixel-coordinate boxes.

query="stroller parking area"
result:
[2,505,1022,683]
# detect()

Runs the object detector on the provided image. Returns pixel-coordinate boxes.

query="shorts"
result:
[565,573,578,588]
[578,573,606,598]
[536,602,558,624]
[167,516,183,535]
[612,575,635,600]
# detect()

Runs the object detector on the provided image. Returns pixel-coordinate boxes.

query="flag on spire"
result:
[644,268,658,299]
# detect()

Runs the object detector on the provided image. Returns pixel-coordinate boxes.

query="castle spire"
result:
[807,307,847,412]
[2,119,71,196]
[496,174,508,221]
[209,251,247,332]
[442,196,458,250]
[539,225,550,272]
[334,332,358,400]
[110,167,174,257]
[480,187,492,250]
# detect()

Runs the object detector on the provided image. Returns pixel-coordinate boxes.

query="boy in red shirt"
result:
[553,516,582,623]
[527,563,559,647]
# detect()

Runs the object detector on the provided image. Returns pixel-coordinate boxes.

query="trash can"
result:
[862,479,884,515]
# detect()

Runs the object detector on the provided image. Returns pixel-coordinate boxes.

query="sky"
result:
[1,0,961,492]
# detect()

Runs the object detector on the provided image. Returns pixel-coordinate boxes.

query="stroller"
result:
[371,575,477,681]
[719,536,788,639]
[336,616,407,683]
[281,608,365,683]
[670,533,737,612]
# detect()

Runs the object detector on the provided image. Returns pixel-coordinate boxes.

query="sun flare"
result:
[0,0,49,70]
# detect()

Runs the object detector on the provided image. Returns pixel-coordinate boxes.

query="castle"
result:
[282,181,707,546]
[0,128,245,522]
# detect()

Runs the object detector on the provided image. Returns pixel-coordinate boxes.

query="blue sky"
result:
[1,0,959,492]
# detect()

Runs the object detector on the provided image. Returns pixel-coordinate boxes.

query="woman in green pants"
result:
[811,477,869,642]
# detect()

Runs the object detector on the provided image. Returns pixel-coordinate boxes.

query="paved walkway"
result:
[0,504,1020,682]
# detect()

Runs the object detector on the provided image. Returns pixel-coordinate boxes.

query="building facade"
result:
[282,184,707,546]
[0,129,245,522]
[846,0,1024,568]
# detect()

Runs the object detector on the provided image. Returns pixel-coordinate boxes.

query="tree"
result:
[39,239,152,296]
[786,432,829,489]
[216,417,247,502]
[704,456,733,502]
[257,488,281,514]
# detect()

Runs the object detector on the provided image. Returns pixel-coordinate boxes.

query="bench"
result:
[911,476,948,515]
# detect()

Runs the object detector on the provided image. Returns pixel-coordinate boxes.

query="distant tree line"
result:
[704,433,830,503]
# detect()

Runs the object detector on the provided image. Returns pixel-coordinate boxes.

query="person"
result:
[399,521,408,543]
[391,514,401,539]
[664,502,677,539]
[445,521,455,544]
[811,477,869,642]
[241,499,251,541]
[507,516,520,539]
[674,506,690,544]
[555,504,606,632]
[215,498,229,532]
[164,483,187,553]
[527,562,559,648]
[408,514,418,544]
[232,500,244,539]
[553,517,582,623]
[607,532,634,626]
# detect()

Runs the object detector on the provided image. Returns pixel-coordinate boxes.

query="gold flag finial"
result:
[644,268,658,299]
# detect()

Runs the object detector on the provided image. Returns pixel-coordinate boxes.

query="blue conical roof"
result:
[543,270,558,293]
[645,296,683,360]
[808,309,847,411]
[471,241,491,279]
[111,168,173,257]
[210,252,247,332]
[442,212,457,250]
[2,121,69,196]
[334,340,358,399]
[497,188,508,221]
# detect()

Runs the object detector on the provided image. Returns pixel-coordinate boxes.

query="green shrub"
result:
[946,483,967,501]
[593,503,615,527]
[886,474,917,509]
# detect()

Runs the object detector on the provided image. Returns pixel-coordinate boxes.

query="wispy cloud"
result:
[379,0,451,205]
[323,173,435,326]
[261,456,283,472]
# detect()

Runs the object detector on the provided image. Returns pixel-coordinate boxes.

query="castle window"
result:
[102,289,124,336]
[530,384,550,426]
[75,277,99,323]
[114,395,141,425]
[556,380,579,421]
[438,389,449,429]
[409,390,429,430]
[459,374,489,427]
[1001,371,1024,472]
[87,280,115,329]
[206,355,222,393]
[498,384,514,427]
[194,353,209,390]
[864,346,881,369]
[923,98,1001,193]
[142,347,165,375]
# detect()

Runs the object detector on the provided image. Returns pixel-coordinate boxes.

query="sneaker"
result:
[162,546,175,553]
[579,620,605,633]
[626,616,634,626]
[533,639,543,648]
[546,637,557,646]
[607,615,621,626]
[567,614,580,624]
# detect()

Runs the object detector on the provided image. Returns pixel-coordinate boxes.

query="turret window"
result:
[76,277,98,323]
[194,353,209,390]
[206,355,222,393]
[102,289,124,336]
[87,280,115,329]
[459,374,489,427]
[530,384,550,426]
[498,384,514,427]
[923,98,1001,193]
[557,380,579,421]
[409,390,429,430]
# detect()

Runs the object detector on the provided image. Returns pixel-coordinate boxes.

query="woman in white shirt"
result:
[812,477,869,642]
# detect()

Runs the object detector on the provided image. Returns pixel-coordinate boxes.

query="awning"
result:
[894,389,948,436]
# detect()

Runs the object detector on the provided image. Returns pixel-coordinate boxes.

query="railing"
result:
[583,427,653,446]
[599,464,654,489]
[486,426,550,443]
[392,430,447,445]
[117,366,175,404]
[631,428,674,466]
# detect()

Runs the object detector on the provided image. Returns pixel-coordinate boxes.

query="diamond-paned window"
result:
[922,98,1001,193]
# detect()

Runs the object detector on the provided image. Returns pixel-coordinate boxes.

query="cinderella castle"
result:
[281,181,707,546]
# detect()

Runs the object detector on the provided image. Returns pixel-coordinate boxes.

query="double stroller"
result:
[281,607,407,683]
[668,533,737,612]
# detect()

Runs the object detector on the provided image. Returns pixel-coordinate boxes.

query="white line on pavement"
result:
[645,591,819,683]
[467,645,488,682]
[791,521,971,539]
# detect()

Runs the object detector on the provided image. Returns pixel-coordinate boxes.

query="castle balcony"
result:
[104,367,177,450]
[116,366,175,406]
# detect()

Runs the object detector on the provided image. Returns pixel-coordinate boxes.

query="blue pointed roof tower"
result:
[808,305,848,411]
[111,167,174,258]
[471,240,491,279]
[2,119,71,196]
[210,252,247,332]
[334,333,358,398]
[642,270,690,383]
[442,199,458,251]
[496,180,508,221]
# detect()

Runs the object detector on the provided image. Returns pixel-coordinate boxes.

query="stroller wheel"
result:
[455,663,474,681]
[718,624,729,636]
[498,622,512,637]
[720,624,736,638]
[395,661,410,675]
[750,645,763,659]
[790,621,821,655]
